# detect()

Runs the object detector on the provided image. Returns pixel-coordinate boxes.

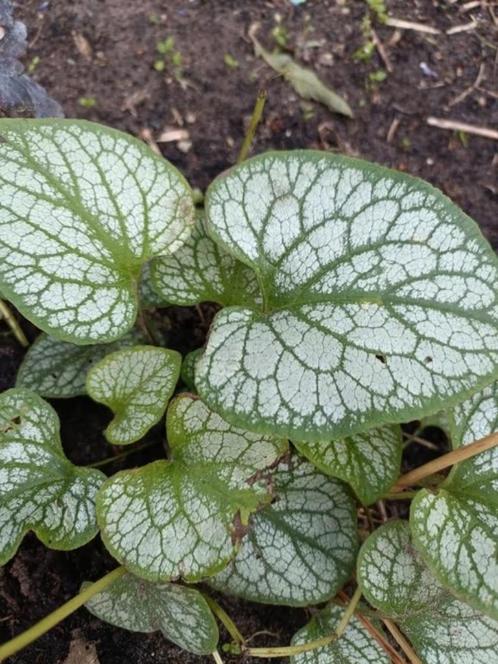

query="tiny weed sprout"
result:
[0,117,498,664]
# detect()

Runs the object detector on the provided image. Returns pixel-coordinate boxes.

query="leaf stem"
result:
[0,300,28,347]
[88,439,159,468]
[0,566,126,661]
[237,89,267,164]
[137,307,159,345]
[382,619,423,664]
[383,491,419,501]
[212,650,224,664]
[244,585,362,658]
[202,594,245,646]
[394,430,498,490]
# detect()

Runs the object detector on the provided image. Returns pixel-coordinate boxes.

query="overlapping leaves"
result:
[0,120,195,343]
[151,214,261,307]
[295,425,402,505]
[358,520,498,663]
[96,395,287,582]
[196,151,498,441]
[0,388,104,563]
[86,345,181,445]
[210,457,357,606]
[84,572,219,655]
[16,330,144,398]
[290,604,389,664]
[410,381,498,619]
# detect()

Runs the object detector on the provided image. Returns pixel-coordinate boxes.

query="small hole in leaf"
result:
[375,354,387,364]
[424,356,433,364]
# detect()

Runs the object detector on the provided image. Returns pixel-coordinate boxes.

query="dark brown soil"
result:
[1,0,497,662]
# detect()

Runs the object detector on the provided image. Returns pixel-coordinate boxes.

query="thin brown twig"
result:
[448,62,485,107]
[383,619,423,664]
[427,116,498,141]
[384,17,440,34]
[371,29,393,72]
[394,430,498,490]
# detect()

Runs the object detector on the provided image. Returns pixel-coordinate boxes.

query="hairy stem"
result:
[0,300,28,347]
[394,430,498,490]
[383,619,423,664]
[0,567,126,661]
[244,586,362,658]
[202,594,245,646]
[237,89,267,164]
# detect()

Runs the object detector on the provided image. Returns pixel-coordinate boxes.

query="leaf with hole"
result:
[197,151,498,442]
[0,388,105,564]
[290,604,389,663]
[410,381,498,620]
[83,572,218,655]
[96,395,287,582]
[210,457,357,606]
[358,520,498,663]
[151,214,261,307]
[16,329,144,398]
[0,119,195,344]
[295,425,402,505]
[86,345,181,446]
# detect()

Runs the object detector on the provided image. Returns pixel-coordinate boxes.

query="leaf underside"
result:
[0,388,104,564]
[295,424,402,505]
[196,151,498,442]
[290,604,390,663]
[16,329,144,398]
[210,457,357,606]
[84,572,219,655]
[0,119,195,344]
[358,520,498,664]
[96,395,287,582]
[410,382,498,620]
[86,345,181,445]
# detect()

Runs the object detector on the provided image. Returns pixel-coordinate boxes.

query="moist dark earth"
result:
[0,0,497,662]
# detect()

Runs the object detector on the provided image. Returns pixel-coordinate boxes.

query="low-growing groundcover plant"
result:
[0,118,497,663]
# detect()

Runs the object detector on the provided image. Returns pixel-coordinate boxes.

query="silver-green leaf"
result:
[0,388,105,563]
[151,214,261,307]
[197,151,498,442]
[295,425,402,505]
[86,345,181,445]
[410,381,498,620]
[358,520,498,664]
[210,457,357,606]
[96,395,287,582]
[290,605,389,664]
[16,330,144,398]
[0,119,195,344]
[84,572,218,656]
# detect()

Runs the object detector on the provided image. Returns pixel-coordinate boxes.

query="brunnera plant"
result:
[0,118,497,663]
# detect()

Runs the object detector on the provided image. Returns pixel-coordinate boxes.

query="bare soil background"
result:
[0,0,497,662]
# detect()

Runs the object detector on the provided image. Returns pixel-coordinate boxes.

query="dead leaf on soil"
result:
[249,26,353,118]
[72,31,93,61]
[63,630,100,664]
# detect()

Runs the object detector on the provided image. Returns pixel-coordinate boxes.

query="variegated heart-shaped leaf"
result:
[151,214,261,307]
[0,388,105,563]
[0,119,195,344]
[358,520,498,664]
[410,381,498,620]
[210,457,357,606]
[181,348,202,392]
[197,151,498,442]
[16,329,144,398]
[84,572,218,655]
[295,425,402,505]
[86,345,181,445]
[290,604,390,664]
[96,395,287,582]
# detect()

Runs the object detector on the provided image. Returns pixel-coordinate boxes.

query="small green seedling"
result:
[0,118,497,663]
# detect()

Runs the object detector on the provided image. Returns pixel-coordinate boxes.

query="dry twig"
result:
[427,116,498,141]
